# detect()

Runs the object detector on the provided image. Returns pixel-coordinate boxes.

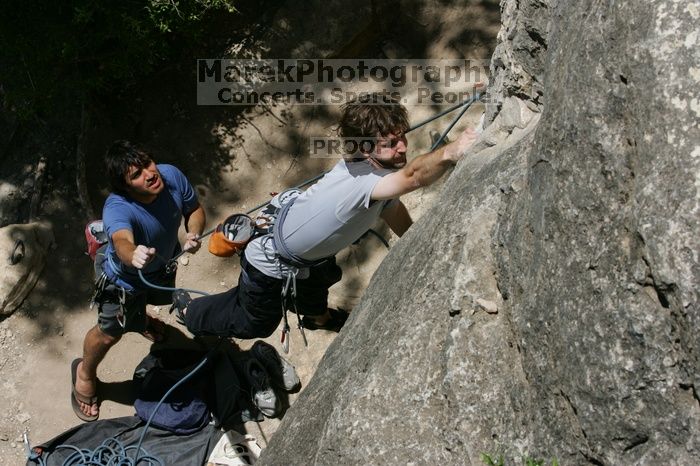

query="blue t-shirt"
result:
[101,164,199,290]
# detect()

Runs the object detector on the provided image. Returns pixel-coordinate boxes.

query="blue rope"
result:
[29,347,218,466]
[137,269,210,296]
[50,437,163,466]
[430,92,479,151]
[131,350,215,464]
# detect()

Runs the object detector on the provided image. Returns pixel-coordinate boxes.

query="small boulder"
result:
[0,222,54,316]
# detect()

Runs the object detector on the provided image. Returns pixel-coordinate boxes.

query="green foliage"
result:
[481,453,505,466]
[523,457,544,466]
[524,457,558,466]
[481,453,559,466]
[0,0,236,119]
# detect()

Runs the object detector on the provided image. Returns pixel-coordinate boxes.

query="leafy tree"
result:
[0,0,236,119]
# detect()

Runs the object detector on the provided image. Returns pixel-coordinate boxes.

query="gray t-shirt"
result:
[245,160,395,278]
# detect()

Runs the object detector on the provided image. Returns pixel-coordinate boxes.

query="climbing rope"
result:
[137,269,211,296]
[27,343,221,466]
[30,438,163,466]
[430,92,480,151]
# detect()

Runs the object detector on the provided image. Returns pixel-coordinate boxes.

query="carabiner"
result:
[165,260,178,275]
[280,304,291,354]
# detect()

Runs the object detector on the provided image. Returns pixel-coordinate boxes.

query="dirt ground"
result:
[0,2,499,463]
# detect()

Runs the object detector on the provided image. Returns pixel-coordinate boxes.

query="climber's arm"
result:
[371,128,478,201]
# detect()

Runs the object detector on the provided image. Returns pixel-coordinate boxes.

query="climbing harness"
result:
[252,191,317,353]
[89,270,129,331]
[269,194,332,353]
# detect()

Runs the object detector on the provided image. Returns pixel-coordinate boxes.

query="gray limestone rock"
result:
[260,0,699,464]
[485,0,553,125]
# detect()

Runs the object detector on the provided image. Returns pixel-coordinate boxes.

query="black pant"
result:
[184,256,342,338]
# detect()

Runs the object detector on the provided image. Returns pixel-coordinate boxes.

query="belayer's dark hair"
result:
[104,140,153,193]
[338,93,409,156]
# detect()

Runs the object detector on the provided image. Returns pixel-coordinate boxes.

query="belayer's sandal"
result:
[301,308,349,332]
[70,358,99,422]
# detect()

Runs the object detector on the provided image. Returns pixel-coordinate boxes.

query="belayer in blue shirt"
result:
[71,140,206,422]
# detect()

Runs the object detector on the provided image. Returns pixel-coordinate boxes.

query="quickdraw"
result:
[279,268,307,354]
[90,272,128,328]
[89,272,109,309]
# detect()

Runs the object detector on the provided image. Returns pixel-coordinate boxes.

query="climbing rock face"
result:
[485,0,554,124]
[260,0,699,464]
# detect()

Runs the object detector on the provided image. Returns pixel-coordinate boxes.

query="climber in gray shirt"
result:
[244,159,398,280]
[176,93,479,338]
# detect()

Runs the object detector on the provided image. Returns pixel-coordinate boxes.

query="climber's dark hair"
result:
[105,140,153,193]
[338,93,409,157]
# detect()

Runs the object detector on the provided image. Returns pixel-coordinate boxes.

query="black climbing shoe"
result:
[169,289,191,325]
[301,308,349,333]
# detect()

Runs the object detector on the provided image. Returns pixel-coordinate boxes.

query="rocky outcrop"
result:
[485,0,553,125]
[0,222,54,316]
[493,0,700,462]
[260,0,699,464]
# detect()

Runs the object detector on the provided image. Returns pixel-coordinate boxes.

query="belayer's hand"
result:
[184,232,201,254]
[132,245,156,269]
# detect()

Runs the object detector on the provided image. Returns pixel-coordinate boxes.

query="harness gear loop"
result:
[89,280,130,329]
